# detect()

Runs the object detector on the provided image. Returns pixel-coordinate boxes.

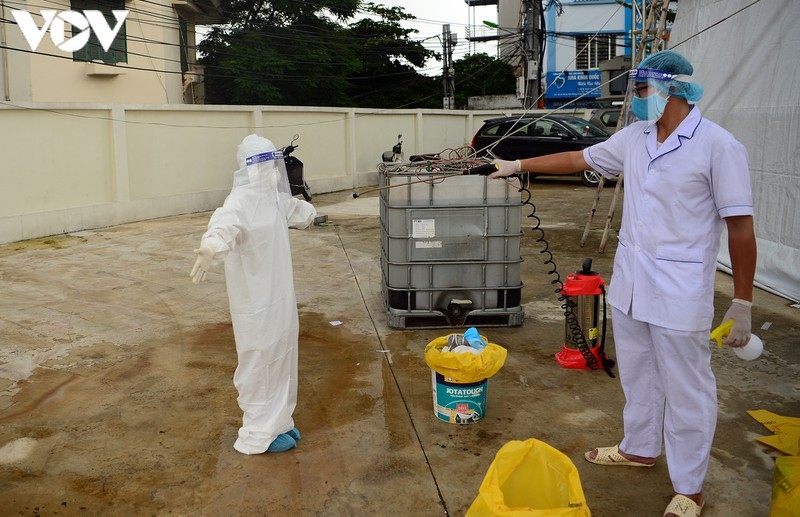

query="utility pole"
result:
[442,24,456,109]
[522,0,542,109]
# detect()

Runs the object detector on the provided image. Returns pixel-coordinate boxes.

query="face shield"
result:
[244,149,293,219]
[621,68,694,126]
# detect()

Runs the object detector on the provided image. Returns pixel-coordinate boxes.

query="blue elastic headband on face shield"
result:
[629,68,684,82]
[245,150,284,166]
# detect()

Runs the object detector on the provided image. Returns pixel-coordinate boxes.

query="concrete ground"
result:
[1,178,798,516]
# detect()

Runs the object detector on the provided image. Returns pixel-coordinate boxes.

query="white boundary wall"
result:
[0,103,526,245]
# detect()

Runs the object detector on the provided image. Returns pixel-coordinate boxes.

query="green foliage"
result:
[198,1,517,109]
[199,0,361,105]
[342,5,439,108]
[453,53,517,109]
[198,0,439,108]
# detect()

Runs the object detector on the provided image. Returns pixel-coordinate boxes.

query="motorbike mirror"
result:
[397,134,402,141]
[291,133,299,144]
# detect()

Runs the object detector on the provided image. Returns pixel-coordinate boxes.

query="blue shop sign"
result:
[545,71,601,99]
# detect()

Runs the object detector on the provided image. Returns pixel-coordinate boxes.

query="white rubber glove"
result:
[489,159,521,179]
[721,299,752,347]
[190,245,216,284]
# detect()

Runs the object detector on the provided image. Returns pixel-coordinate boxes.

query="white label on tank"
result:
[412,219,436,238]
[416,240,442,249]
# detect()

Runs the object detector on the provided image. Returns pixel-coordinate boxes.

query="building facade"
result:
[466,0,674,108]
[0,0,221,104]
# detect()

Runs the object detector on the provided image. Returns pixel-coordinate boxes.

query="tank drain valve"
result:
[447,299,473,318]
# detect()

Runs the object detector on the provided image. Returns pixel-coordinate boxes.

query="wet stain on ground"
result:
[295,311,388,436]
[0,321,244,513]
[0,235,88,255]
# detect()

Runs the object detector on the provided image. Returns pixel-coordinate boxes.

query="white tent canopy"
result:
[669,0,800,303]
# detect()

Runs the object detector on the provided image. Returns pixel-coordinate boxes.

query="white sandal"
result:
[663,494,704,517]
[584,444,656,467]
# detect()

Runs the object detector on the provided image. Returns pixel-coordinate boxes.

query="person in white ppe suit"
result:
[489,50,756,517]
[190,134,316,454]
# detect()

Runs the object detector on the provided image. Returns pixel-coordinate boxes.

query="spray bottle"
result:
[710,320,763,360]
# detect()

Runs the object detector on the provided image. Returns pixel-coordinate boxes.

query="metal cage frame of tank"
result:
[379,168,525,329]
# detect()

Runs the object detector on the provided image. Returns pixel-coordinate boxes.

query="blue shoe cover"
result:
[266,433,297,453]
[286,427,301,441]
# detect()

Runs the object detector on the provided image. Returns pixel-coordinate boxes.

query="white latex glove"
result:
[190,245,216,284]
[721,299,752,347]
[488,159,521,179]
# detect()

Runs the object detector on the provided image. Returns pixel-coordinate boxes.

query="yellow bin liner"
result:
[424,334,507,384]
[467,438,591,516]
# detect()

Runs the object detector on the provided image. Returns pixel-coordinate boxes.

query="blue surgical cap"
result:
[638,50,704,102]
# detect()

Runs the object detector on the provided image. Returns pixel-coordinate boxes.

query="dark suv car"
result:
[471,115,611,186]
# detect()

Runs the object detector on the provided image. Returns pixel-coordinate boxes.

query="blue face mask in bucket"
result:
[631,92,668,122]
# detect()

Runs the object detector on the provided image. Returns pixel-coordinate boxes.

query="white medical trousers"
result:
[612,306,717,494]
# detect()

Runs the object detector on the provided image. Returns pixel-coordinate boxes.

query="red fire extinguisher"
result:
[555,258,615,376]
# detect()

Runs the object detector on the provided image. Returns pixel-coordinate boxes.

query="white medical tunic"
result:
[583,107,753,332]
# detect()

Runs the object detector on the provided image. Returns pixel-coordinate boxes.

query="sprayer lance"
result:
[352,164,499,198]
[463,163,499,176]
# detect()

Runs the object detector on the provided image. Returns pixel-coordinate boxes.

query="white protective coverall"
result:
[198,134,316,454]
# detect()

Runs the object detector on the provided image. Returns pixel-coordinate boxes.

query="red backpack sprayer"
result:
[555,258,615,376]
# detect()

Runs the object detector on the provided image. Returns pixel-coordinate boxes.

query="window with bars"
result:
[575,35,617,69]
[71,0,127,64]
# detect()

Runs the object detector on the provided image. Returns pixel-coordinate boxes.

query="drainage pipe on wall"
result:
[0,0,9,101]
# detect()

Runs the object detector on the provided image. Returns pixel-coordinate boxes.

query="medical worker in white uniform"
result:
[489,50,757,517]
[190,134,316,454]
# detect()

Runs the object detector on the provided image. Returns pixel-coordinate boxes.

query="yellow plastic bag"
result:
[748,409,800,456]
[771,456,800,517]
[424,335,507,383]
[467,439,591,516]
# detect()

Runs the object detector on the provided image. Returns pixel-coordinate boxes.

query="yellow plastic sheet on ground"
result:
[466,438,591,517]
[748,409,800,456]
[424,335,507,383]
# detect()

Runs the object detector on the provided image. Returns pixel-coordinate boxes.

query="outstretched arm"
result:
[490,151,590,179]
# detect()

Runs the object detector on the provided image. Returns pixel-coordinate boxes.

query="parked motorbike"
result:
[281,134,312,201]
[381,134,404,163]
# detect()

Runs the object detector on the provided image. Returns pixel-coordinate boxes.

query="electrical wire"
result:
[0,1,758,128]
[0,2,443,79]
[0,1,624,89]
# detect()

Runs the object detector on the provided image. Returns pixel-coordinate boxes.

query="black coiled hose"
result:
[517,181,616,378]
